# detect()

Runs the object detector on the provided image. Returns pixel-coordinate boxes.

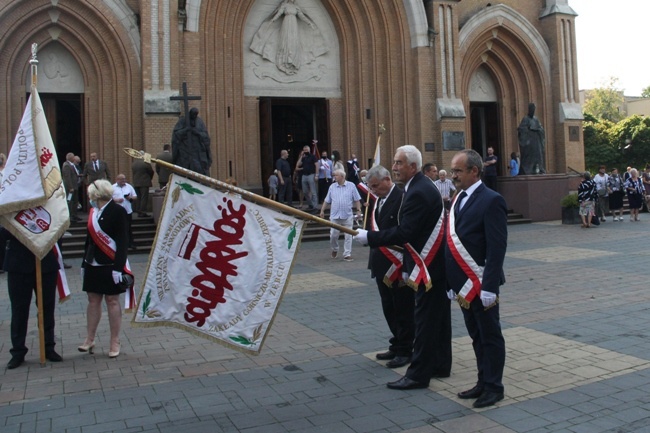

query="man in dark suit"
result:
[355,145,451,390]
[365,165,414,368]
[82,152,111,185]
[446,149,508,408]
[1,229,62,368]
[62,152,81,222]
[156,144,173,188]
[131,152,154,217]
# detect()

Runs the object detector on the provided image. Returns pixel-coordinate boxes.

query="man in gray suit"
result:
[82,152,111,185]
[62,152,81,222]
[131,152,154,217]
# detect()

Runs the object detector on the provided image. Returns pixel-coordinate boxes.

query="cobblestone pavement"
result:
[2,218,650,433]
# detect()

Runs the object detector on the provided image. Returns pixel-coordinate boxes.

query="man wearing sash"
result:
[364,165,413,369]
[355,145,451,390]
[446,149,507,408]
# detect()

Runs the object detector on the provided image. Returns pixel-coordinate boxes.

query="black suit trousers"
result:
[461,297,505,393]
[376,278,414,357]
[8,271,58,357]
[406,282,452,384]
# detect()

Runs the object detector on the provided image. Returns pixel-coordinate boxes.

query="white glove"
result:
[80,268,84,281]
[480,290,497,307]
[354,229,368,245]
[112,271,122,285]
[447,289,456,301]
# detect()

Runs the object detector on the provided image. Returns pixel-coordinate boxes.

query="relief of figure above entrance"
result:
[249,0,329,81]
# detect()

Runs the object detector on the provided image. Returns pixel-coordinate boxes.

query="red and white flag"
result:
[0,86,70,259]
[132,174,305,354]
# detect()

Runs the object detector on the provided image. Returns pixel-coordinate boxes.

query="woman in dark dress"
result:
[607,168,625,221]
[625,168,644,222]
[79,180,130,358]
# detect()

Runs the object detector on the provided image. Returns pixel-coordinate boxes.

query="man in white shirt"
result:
[113,174,138,249]
[320,169,362,261]
[433,169,456,213]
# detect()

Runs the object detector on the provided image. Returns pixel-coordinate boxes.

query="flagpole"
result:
[123,148,358,235]
[362,124,385,229]
[30,43,47,366]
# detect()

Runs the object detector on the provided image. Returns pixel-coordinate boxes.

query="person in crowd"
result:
[624,166,632,182]
[79,179,131,359]
[355,145,451,390]
[607,168,625,221]
[364,165,414,368]
[642,165,650,210]
[433,169,456,213]
[422,163,438,181]
[275,150,293,206]
[509,152,519,176]
[268,169,278,201]
[331,150,346,174]
[1,229,62,369]
[62,152,81,222]
[131,152,154,217]
[445,148,507,408]
[155,144,173,188]
[82,152,111,184]
[346,153,361,184]
[112,174,138,249]
[578,172,597,228]
[320,169,362,262]
[593,165,610,222]
[296,145,318,211]
[483,146,498,191]
[316,151,333,203]
[625,168,644,222]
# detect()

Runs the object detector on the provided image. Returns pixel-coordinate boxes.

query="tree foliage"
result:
[583,115,650,172]
[642,85,650,99]
[583,77,625,122]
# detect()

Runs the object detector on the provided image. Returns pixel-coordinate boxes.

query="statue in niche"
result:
[517,103,546,175]
[250,0,328,75]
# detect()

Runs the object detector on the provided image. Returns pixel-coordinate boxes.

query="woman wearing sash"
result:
[79,179,130,358]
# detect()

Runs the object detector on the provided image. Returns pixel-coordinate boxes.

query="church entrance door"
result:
[469,102,500,174]
[259,98,328,198]
[38,93,84,168]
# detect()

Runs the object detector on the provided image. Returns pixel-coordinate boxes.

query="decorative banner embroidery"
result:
[132,174,305,354]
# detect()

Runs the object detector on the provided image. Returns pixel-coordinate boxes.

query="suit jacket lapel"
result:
[457,183,484,220]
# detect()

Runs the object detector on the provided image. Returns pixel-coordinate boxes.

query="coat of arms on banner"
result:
[133,174,304,354]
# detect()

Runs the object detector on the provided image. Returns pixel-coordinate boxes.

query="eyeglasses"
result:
[449,168,470,175]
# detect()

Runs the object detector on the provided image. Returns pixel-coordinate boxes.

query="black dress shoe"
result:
[457,384,484,399]
[7,356,24,369]
[386,356,412,368]
[473,390,504,408]
[431,370,450,378]
[387,376,428,390]
[375,350,396,360]
[63,263,72,269]
[46,351,63,362]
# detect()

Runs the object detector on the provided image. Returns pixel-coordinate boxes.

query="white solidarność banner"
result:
[133,174,304,354]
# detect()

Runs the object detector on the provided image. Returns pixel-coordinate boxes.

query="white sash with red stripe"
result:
[446,193,483,308]
[88,207,135,311]
[370,199,403,285]
[52,243,71,303]
[403,202,445,291]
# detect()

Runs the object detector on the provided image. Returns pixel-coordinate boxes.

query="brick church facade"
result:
[0,0,584,195]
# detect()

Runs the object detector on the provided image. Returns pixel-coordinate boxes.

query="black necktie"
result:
[377,197,385,215]
[94,162,98,171]
[455,191,467,216]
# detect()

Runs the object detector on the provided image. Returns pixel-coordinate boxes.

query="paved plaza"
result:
[2,219,650,433]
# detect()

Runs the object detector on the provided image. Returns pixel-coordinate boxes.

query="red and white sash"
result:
[88,207,135,311]
[52,243,71,303]
[403,199,445,291]
[446,193,483,308]
[370,199,403,285]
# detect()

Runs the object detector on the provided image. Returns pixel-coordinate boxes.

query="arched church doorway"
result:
[259,98,329,198]
[468,66,501,174]
[39,93,84,168]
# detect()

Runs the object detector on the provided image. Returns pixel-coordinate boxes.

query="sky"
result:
[571,0,649,96]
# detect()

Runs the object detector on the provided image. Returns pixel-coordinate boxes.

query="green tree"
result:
[609,115,650,169]
[642,85,650,98]
[583,116,617,171]
[583,77,625,122]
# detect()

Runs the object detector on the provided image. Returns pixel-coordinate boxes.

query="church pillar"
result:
[539,1,584,173]
[429,0,466,169]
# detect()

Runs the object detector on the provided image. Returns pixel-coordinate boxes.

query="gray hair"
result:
[396,145,422,170]
[366,165,391,181]
[439,169,447,176]
[88,179,114,201]
[458,149,483,175]
[583,171,591,180]
[333,168,346,178]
